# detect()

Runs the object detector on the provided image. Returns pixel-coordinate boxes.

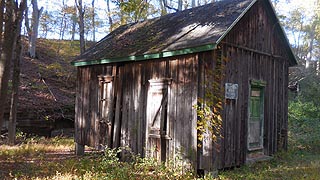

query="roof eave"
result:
[71,43,217,67]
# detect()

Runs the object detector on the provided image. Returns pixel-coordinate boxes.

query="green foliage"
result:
[288,100,320,153]
[288,72,320,153]
[112,0,158,27]
[46,62,66,78]
[95,147,195,179]
[218,96,320,179]
[293,74,320,106]
[195,52,225,147]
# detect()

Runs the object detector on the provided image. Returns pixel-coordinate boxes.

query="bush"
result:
[94,147,195,180]
[288,100,320,152]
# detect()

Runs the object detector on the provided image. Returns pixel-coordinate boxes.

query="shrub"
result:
[288,100,320,152]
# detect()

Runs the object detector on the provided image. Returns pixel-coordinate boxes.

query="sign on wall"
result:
[225,83,238,100]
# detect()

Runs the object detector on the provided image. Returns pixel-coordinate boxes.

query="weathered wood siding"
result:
[75,0,292,171]
[75,55,198,165]
[198,0,290,170]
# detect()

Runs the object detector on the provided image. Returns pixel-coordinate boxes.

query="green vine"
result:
[194,49,226,147]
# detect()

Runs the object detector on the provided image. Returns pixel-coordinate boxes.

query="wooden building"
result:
[72,0,297,172]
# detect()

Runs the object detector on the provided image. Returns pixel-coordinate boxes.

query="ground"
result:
[0,137,80,179]
[0,135,319,179]
[19,38,77,112]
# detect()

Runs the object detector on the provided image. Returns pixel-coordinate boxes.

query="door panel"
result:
[97,75,114,148]
[248,88,264,151]
[146,78,171,162]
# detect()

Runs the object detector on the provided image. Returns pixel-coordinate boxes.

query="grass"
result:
[218,149,320,180]
[36,38,81,61]
[1,135,319,180]
[218,100,320,180]
[0,136,195,180]
[1,100,320,179]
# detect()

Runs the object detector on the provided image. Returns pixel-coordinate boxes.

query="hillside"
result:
[4,38,86,136]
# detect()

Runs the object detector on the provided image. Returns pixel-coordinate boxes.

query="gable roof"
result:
[72,0,297,66]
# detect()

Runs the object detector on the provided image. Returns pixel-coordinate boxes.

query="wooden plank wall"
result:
[199,0,290,169]
[75,65,114,147]
[75,54,198,166]
[75,0,291,170]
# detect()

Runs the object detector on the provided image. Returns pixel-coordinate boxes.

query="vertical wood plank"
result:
[169,58,178,161]
[191,55,198,169]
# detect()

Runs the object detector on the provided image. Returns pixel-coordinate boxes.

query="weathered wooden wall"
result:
[75,54,198,165]
[75,0,292,171]
[198,0,290,170]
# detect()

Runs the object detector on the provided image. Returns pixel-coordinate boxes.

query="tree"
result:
[91,0,96,42]
[0,0,19,134]
[305,18,317,69]
[0,0,5,52]
[58,1,67,40]
[178,0,182,11]
[281,9,306,60]
[39,10,55,39]
[278,1,320,69]
[8,0,27,145]
[162,0,178,12]
[158,0,167,15]
[76,0,85,54]
[70,6,77,41]
[112,0,156,27]
[58,3,77,41]
[191,0,196,7]
[83,5,102,42]
[106,0,114,31]
[25,0,43,58]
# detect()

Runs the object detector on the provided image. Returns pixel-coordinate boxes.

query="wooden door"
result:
[146,78,171,162]
[248,87,264,151]
[97,75,114,148]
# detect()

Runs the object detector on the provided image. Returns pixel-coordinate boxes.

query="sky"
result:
[276,0,318,19]
[36,0,317,42]
[37,0,111,40]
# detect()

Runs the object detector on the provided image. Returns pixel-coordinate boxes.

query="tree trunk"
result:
[0,0,5,52]
[159,0,167,15]
[59,1,66,40]
[0,0,16,133]
[106,0,113,31]
[59,16,67,40]
[92,0,95,42]
[317,60,319,76]
[8,0,27,145]
[191,0,196,7]
[71,13,76,41]
[178,0,182,11]
[28,0,43,58]
[306,22,316,69]
[76,0,85,54]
